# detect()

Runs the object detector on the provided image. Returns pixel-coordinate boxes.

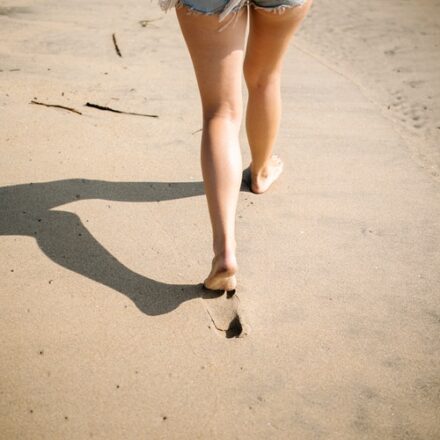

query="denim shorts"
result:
[159,0,307,30]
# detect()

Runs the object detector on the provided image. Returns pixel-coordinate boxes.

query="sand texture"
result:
[1,0,439,439]
[296,0,440,178]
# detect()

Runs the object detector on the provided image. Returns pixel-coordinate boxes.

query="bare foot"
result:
[250,154,284,194]
[203,252,238,292]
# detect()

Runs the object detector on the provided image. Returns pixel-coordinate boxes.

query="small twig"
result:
[30,100,82,115]
[139,17,163,27]
[112,33,122,57]
[85,102,158,118]
[191,128,203,135]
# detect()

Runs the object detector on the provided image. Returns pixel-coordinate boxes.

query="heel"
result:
[203,273,237,292]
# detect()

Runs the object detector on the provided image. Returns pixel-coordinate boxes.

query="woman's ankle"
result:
[250,157,272,177]
[212,245,238,272]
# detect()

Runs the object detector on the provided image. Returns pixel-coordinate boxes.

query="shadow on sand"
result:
[0,177,251,316]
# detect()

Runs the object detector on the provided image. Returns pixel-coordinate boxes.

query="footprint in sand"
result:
[241,166,252,192]
[201,287,250,339]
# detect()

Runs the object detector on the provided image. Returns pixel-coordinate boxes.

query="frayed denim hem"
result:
[158,0,307,31]
[174,0,227,17]
[159,0,227,15]
[162,0,248,31]
[162,0,246,17]
[159,0,307,14]
[251,0,307,14]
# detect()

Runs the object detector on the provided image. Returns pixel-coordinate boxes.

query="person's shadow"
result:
[0,176,251,316]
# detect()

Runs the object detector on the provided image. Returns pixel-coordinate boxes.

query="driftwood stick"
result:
[85,102,158,118]
[30,100,82,115]
[112,33,122,57]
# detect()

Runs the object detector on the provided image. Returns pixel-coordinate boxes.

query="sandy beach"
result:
[297,0,440,178]
[1,0,439,439]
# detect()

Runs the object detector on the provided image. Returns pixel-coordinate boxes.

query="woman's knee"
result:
[243,64,281,91]
[202,102,243,124]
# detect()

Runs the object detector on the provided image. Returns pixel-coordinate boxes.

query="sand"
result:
[296,0,440,178]
[1,0,439,439]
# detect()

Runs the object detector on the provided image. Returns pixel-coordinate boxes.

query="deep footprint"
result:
[202,287,250,338]
[241,166,252,192]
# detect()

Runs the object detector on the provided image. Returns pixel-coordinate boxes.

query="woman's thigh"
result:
[175,5,248,118]
[243,0,313,83]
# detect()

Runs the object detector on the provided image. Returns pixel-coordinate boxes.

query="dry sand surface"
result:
[297,0,440,178]
[1,0,439,439]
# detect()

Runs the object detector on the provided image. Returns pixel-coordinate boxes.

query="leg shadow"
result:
[36,210,201,315]
[0,178,207,316]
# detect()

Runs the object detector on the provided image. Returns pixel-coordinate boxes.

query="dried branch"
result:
[112,33,122,57]
[30,100,82,115]
[85,102,158,118]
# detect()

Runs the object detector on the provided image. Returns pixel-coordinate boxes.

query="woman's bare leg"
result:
[243,0,313,193]
[175,6,248,291]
